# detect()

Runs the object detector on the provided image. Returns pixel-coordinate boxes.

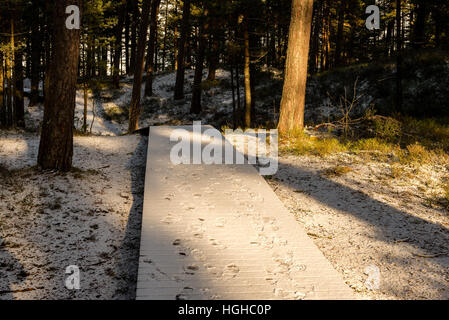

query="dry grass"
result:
[281,117,449,166]
[445,183,449,204]
[321,166,353,177]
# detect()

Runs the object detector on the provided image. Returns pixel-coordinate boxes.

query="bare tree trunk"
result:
[173,0,179,71]
[207,36,219,81]
[38,0,82,171]
[83,82,88,134]
[191,5,209,114]
[278,0,314,134]
[128,0,153,132]
[6,18,15,127]
[145,0,162,97]
[412,1,427,49]
[396,0,403,113]
[334,1,345,67]
[129,0,139,75]
[113,1,126,89]
[125,3,131,74]
[0,53,4,126]
[230,66,236,129]
[243,22,252,128]
[14,51,24,128]
[30,1,42,107]
[161,0,169,70]
[236,62,241,123]
[174,0,191,100]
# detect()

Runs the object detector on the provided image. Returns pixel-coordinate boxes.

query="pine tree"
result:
[37,0,82,171]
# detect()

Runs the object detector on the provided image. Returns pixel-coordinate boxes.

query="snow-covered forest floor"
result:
[1,68,448,299]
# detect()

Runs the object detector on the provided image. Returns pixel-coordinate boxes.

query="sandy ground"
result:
[269,154,449,300]
[1,69,448,299]
[0,134,147,299]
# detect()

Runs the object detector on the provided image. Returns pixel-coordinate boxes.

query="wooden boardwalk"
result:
[136,126,354,300]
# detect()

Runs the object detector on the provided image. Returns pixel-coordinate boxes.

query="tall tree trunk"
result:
[113,1,126,89]
[396,0,403,113]
[173,0,179,71]
[385,20,394,57]
[230,65,236,129]
[30,1,42,107]
[243,22,252,128]
[207,36,219,81]
[161,0,169,70]
[145,0,162,97]
[0,53,4,127]
[128,0,153,132]
[278,0,314,134]
[38,0,82,171]
[191,5,209,114]
[7,18,15,127]
[14,51,24,128]
[309,0,320,74]
[125,4,131,74]
[334,1,345,67]
[412,1,428,49]
[236,62,241,123]
[174,0,191,100]
[130,0,139,75]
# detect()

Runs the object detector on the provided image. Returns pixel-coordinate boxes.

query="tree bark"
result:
[0,53,4,127]
[30,1,42,107]
[145,0,162,97]
[278,0,314,134]
[243,22,252,128]
[174,0,191,100]
[125,3,131,74]
[14,51,24,128]
[161,0,169,70]
[207,36,219,81]
[7,18,15,127]
[113,0,126,89]
[128,0,153,132]
[412,1,427,49]
[396,0,403,113]
[191,5,209,114]
[334,1,345,67]
[38,0,82,171]
[129,0,139,75]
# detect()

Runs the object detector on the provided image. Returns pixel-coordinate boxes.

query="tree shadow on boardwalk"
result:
[271,160,449,299]
[115,134,148,299]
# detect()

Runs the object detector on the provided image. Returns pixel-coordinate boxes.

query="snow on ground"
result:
[1,69,449,300]
[0,134,146,299]
[269,154,449,300]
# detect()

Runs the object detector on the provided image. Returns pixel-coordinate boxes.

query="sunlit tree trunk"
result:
[243,21,252,128]
[278,0,314,134]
